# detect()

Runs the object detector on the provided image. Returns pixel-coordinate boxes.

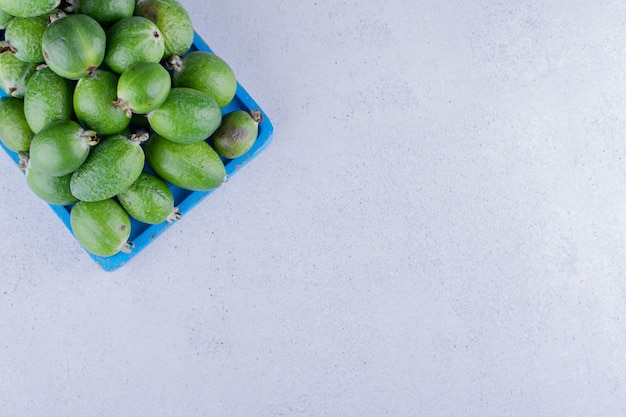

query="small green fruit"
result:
[20,153,78,206]
[0,48,37,98]
[117,172,180,224]
[105,16,164,74]
[70,199,132,257]
[0,97,34,152]
[71,0,134,26]
[211,110,263,159]
[115,62,171,116]
[24,66,74,133]
[134,0,194,58]
[4,13,49,63]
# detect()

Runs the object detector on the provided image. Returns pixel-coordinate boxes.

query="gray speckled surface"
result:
[2,1,626,415]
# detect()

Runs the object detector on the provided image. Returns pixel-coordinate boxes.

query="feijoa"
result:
[170,51,237,108]
[0,8,13,30]
[145,133,226,191]
[105,16,164,74]
[42,13,106,80]
[117,172,180,224]
[0,0,59,18]
[29,120,98,177]
[0,97,34,152]
[211,110,263,159]
[70,0,134,26]
[70,198,132,257]
[19,152,78,205]
[0,48,36,97]
[70,133,147,202]
[24,66,74,133]
[114,62,171,117]
[134,0,194,58]
[4,13,49,63]
[147,87,221,144]
[73,69,130,135]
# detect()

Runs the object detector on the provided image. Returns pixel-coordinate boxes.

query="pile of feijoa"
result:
[0,0,263,257]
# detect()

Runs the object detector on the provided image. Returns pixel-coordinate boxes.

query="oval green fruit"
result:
[211,110,262,159]
[134,0,194,58]
[117,172,180,224]
[115,62,171,116]
[70,134,146,202]
[0,97,34,152]
[105,16,164,74]
[24,161,78,206]
[42,13,106,80]
[171,51,237,108]
[24,66,74,133]
[73,69,130,135]
[0,0,59,18]
[29,120,98,177]
[4,13,49,63]
[0,49,36,98]
[145,133,226,191]
[147,87,221,144]
[70,199,132,257]
[72,0,134,26]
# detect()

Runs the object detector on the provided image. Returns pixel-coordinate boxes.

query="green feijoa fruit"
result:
[147,87,221,144]
[0,48,36,97]
[4,13,48,63]
[19,153,77,205]
[118,172,180,224]
[70,199,132,257]
[42,14,105,80]
[134,0,193,58]
[114,62,170,116]
[24,66,74,133]
[73,69,130,135]
[170,52,237,108]
[71,0,134,26]
[211,110,263,159]
[70,133,147,202]
[29,120,98,177]
[0,8,13,30]
[0,0,59,18]
[105,16,164,74]
[0,97,34,152]
[145,134,226,191]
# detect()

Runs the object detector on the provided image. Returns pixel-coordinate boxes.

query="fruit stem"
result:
[0,41,15,55]
[48,9,68,25]
[113,98,133,118]
[119,241,134,254]
[58,0,75,14]
[79,130,99,148]
[17,152,29,171]
[166,207,182,223]
[129,130,150,144]
[250,109,264,124]
[165,55,183,72]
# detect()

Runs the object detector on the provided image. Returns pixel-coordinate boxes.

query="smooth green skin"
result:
[0,0,59,18]
[105,16,164,74]
[70,199,131,257]
[0,9,13,30]
[75,0,134,25]
[117,172,176,224]
[29,120,95,177]
[147,87,221,144]
[173,52,237,108]
[24,67,74,133]
[42,14,106,80]
[73,69,130,135]
[25,166,77,205]
[117,62,171,114]
[5,14,48,63]
[134,0,194,57]
[0,50,36,98]
[145,134,226,191]
[70,134,145,202]
[0,97,34,152]
[211,110,259,159]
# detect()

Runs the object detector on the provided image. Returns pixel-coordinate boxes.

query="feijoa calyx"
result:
[0,97,35,152]
[114,62,171,117]
[147,87,222,144]
[70,198,132,257]
[70,133,147,202]
[24,66,75,133]
[42,13,106,80]
[73,69,130,135]
[117,172,180,224]
[145,133,226,191]
[29,120,99,177]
